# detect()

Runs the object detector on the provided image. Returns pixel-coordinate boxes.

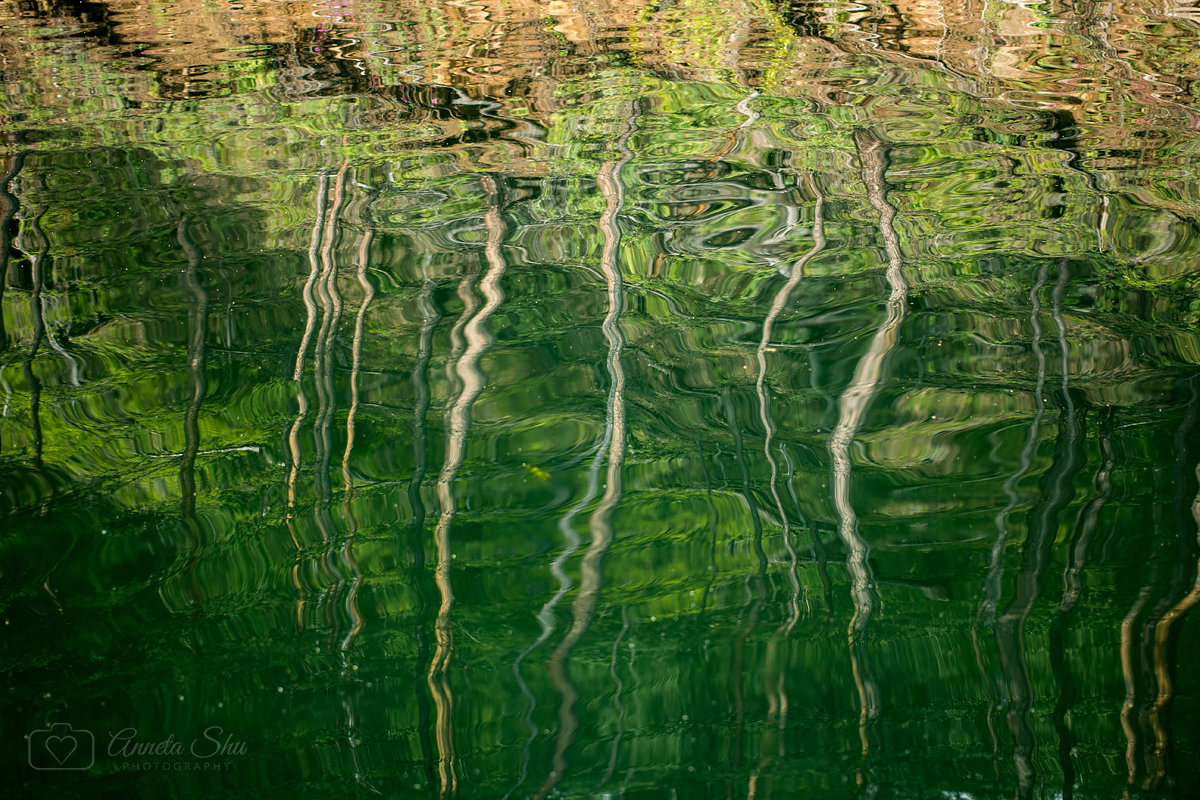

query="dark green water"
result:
[3,2,1200,798]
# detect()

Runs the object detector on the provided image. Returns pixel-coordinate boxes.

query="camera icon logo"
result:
[28,723,95,770]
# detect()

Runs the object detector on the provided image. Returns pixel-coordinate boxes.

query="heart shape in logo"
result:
[45,735,78,765]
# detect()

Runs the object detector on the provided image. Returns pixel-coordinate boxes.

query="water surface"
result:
[2,1,1200,797]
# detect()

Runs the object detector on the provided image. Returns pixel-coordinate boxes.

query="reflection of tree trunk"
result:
[338,178,376,787]
[342,179,376,499]
[829,129,906,795]
[1049,406,1113,800]
[756,174,825,638]
[1146,464,1200,789]
[784,444,833,615]
[1117,374,1197,784]
[979,263,1049,624]
[507,390,606,799]
[697,440,722,616]
[723,383,764,781]
[287,170,331,628]
[177,217,207,522]
[176,215,207,537]
[309,163,348,637]
[1117,395,1187,799]
[0,154,23,456]
[408,276,441,794]
[750,174,825,788]
[994,422,1083,800]
[974,263,1049,772]
[595,605,630,793]
[340,177,376,654]
[535,122,633,800]
[429,175,508,797]
[288,170,330,515]
[995,262,1086,800]
[21,208,49,466]
[0,152,25,356]
[1141,373,1200,791]
[1121,583,1153,788]
[314,162,349,508]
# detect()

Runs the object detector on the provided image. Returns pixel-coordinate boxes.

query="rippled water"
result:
[3,1,1200,797]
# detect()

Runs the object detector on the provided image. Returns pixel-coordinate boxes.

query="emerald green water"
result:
[3,2,1200,798]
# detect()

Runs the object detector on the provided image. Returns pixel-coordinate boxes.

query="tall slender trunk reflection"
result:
[535,116,634,800]
[338,176,376,787]
[1121,583,1153,789]
[595,605,630,793]
[21,207,48,465]
[177,217,207,523]
[429,175,508,797]
[828,129,907,795]
[312,162,348,637]
[506,423,605,799]
[1146,456,1200,789]
[286,170,331,626]
[340,176,376,650]
[409,273,441,795]
[1050,405,1114,800]
[697,440,722,616]
[756,174,825,637]
[0,152,25,357]
[994,261,1085,800]
[1139,373,1200,790]
[784,443,833,616]
[974,263,1049,771]
[750,174,826,789]
[160,217,205,614]
[0,153,24,455]
[723,383,765,780]
[288,170,330,516]
[314,162,349,508]
[342,177,376,501]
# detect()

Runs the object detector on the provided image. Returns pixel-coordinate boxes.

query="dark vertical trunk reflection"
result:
[507,388,604,798]
[339,175,376,787]
[174,216,207,610]
[21,207,48,466]
[750,172,826,788]
[0,152,23,457]
[1140,372,1200,791]
[722,383,765,783]
[1049,405,1113,800]
[784,443,833,616]
[595,605,630,793]
[0,152,24,357]
[408,273,441,796]
[975,262,1049,774]
[177,217,207,522]
[994,261,1086,800]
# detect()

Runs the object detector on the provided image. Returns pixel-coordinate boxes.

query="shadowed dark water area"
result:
[2,1,1200,797]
